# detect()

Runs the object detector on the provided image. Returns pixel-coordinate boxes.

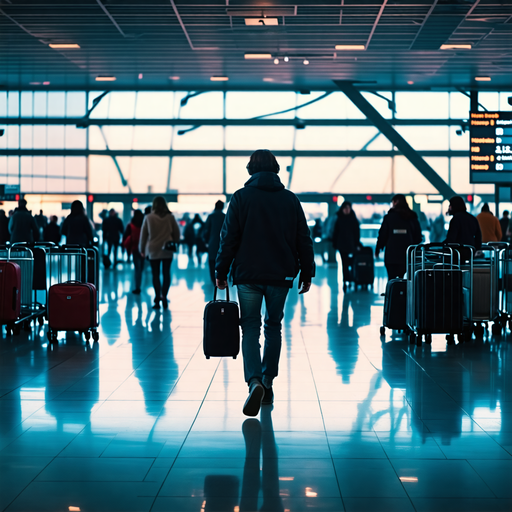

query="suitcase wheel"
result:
[92,331,99,342]
[425,334,432,344]
[205,355,210,359]
[233,356,236,359]
[446,334,455,345]
[84,331,91,342]
[409,332,416,345]
[416,335,422,347]
[380,326,385,336]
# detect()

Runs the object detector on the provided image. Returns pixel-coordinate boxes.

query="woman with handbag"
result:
[139,196,180,309]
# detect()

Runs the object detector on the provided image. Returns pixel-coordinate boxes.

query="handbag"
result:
[162,240,177,252]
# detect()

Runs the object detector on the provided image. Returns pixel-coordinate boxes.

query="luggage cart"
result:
[466,244,501,337]
[493,242,512,331]
[0,245,46,334]
[47,245,99,343]
[406,244,472,346]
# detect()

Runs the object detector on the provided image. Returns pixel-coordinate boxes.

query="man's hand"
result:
[298,281,311,294]
[216,279,228,290]
[140,252,145,258]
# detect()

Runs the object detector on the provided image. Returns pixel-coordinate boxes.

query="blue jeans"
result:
[237,284,289,385]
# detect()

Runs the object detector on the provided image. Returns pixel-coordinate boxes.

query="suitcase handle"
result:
[213,286,230,302]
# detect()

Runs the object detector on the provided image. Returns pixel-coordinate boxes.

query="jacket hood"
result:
[388,207,418,221]
[245,172,285,192]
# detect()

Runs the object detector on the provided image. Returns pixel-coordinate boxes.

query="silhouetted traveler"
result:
[376,194,422,280]
[35,210,47,235]
[123,210,144,295]
[0,210,10,244]
[477,203,502,243]
[9,199,39,243]
[332,201,361,289]
[44,216,61,244]
[102,209,124,265]
[184,214,205,263]
[216,149,315,417]
[61,200,94,246]
[139,196,180,309]
[500,210,510,242]
[444,196,482,262]
[202,200,226,285]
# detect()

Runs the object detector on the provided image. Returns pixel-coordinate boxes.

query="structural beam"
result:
[335,81,457,200]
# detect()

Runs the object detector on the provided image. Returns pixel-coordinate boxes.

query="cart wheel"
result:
[380,326,385,336]
[416,334,423,347]
[409,332,416,345]
[446,334,455,345]
[458,333,465,343]
[425,334,432,344]
[46,331,52,342]
[38,316,44,326]
[474,324,484,337]
[492,323,502,336]
[23,321,31,332]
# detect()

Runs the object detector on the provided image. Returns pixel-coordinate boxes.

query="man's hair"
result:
[246,149,280,175]
[449,196,467,214]
[504,210,510,216]
[214,200,224,211]
[18,199,27,209]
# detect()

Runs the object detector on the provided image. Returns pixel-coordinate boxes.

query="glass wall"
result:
[1,90,512,195]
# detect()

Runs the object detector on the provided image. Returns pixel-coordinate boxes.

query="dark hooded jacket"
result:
[215,172,315,287]
[332,210,360,254]
[376,207,422,265]
[444,198,482,251]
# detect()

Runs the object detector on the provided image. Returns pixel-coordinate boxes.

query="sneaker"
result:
[242,380,264,417]
[262,385,273,405]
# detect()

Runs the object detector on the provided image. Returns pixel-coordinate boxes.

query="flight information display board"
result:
[470,111,512,183]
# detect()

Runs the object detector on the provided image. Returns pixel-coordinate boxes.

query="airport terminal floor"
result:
[1,253,511,512]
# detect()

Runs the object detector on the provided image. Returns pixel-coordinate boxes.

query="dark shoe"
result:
[161,297,168,309]
[262,385,273,405]
[243,381,264,417]
[132,289,141,295]
[152,298,160,309]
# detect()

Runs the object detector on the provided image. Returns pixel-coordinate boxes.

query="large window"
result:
[1,90,511,195]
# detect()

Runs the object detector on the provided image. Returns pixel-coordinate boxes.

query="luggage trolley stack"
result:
[0,244,47,334]
[494,242,512,332]
[406,244,472,346]
[47,245,99,344]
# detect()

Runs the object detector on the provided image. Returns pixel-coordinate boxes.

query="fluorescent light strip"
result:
[244,53,272,59]
[440,44,471,50]
[210,76,229,81]
[475,76,491,81]
[49,43,80,49]
[335,45,365,50]
[95,76,116,82]
[245,18,278,26]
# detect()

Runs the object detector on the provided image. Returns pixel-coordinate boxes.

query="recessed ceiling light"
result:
[284,56,289,62]
[95,76,116,81]
[263,78,274,82]
[138,73,143,79]
[303,59,309,65]
[169,76,180,80]
[274,58,279,65]
[210,76,229,81]
[43,81,50,85]
[245,18,278,26]
[29,82,41,85]
[335,45,365,50]
[49,43,80,49]
[475,76,491,81]
[407,80,414,84]
[440,44,471,50]
[244,53,272,60]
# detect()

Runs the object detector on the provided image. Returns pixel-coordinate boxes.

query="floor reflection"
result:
[0,257,511,512]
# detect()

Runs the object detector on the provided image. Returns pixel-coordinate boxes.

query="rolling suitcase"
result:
[0,261,21,324]
[48,281,99,343]
[381,278,407,335]
[203,286,240,359]
[353,246,374,288]
[414,269,463,334]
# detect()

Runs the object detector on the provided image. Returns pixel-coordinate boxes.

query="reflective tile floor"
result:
[1,253,512,512]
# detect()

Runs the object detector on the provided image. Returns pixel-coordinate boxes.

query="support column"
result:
[326,200,337,263]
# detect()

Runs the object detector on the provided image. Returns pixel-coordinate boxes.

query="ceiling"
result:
[1,0,512,91]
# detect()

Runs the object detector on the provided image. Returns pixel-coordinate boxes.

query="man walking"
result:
[202,200,226,285]
[215,149,315,417]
